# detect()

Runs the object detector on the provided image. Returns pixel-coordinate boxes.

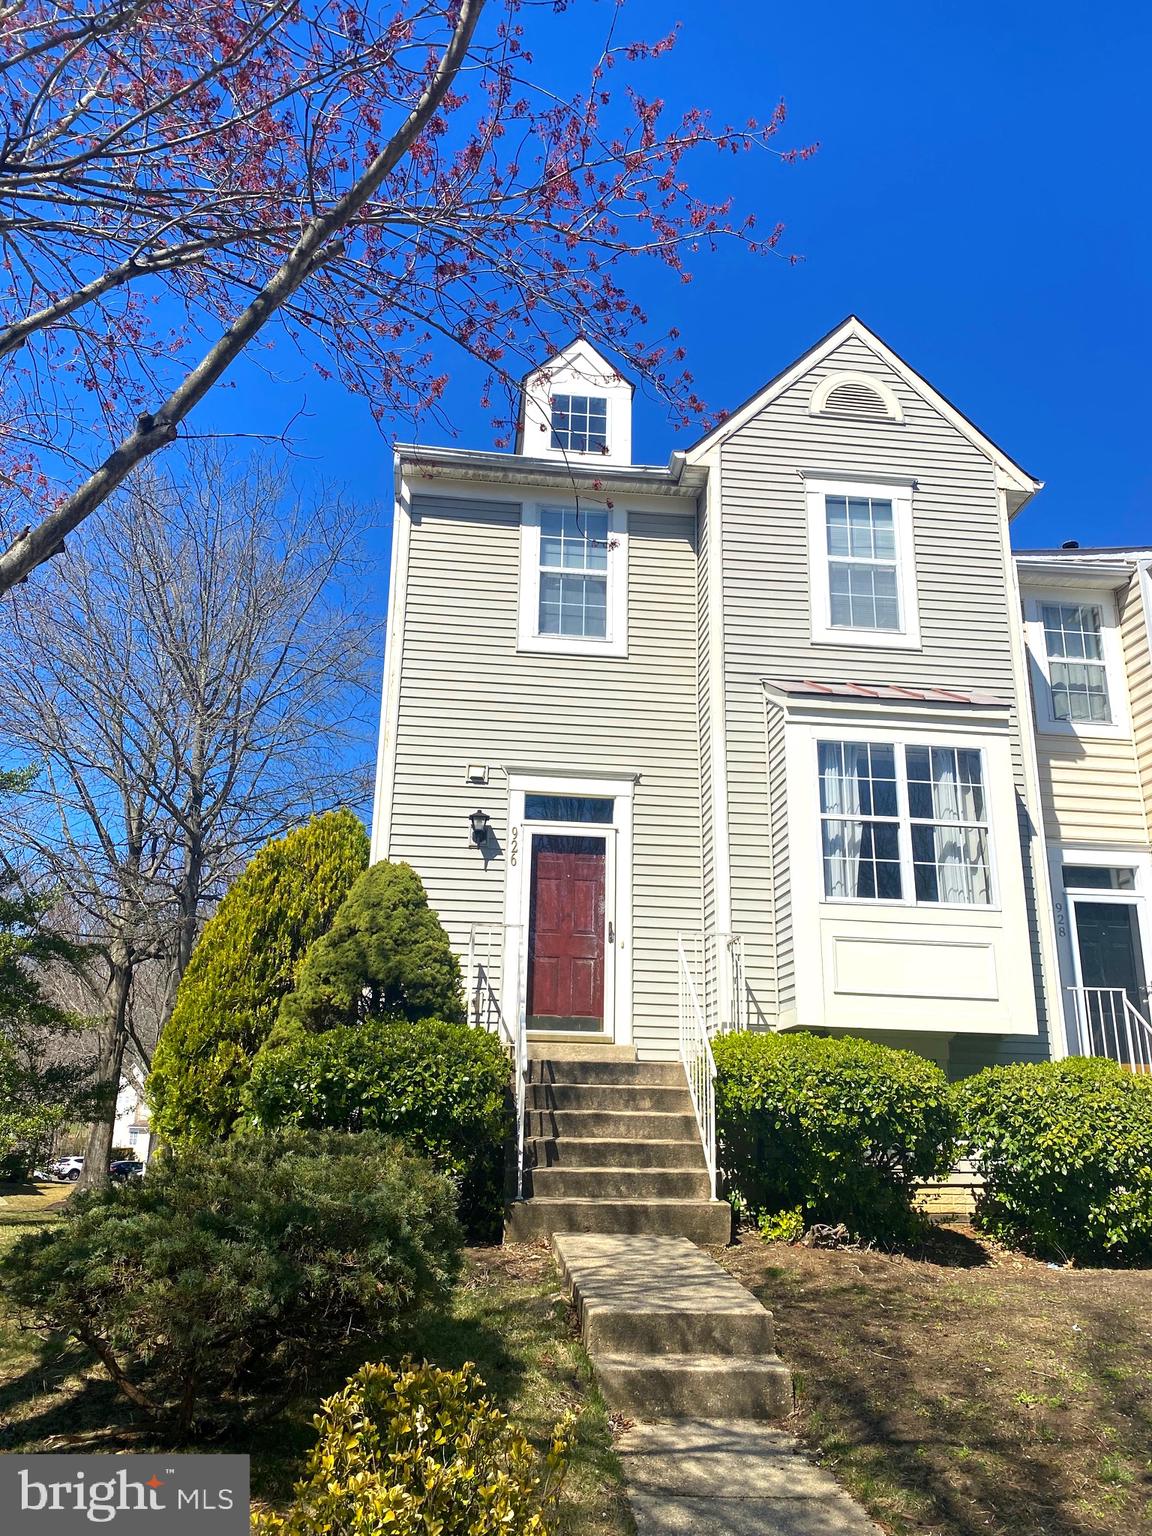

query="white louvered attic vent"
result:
[824,380,887,417]
[809,371,904,424]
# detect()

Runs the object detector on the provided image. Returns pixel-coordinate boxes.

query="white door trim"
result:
[502,772,635,1045]
[1047,844,1152,1052]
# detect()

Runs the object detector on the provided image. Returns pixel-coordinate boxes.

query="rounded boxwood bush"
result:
[713,1031,958,1243]
[956,1057,1152,1264]
[0,1131,461,1437]
[245,1017,512,1239]
[253,1360,571,1536]
[148,809,369,1144]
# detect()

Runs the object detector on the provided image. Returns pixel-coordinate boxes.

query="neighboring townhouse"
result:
[1015,546,1152,1067]
[371,317,1070,1077]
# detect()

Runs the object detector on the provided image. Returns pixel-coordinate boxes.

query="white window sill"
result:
[516,635,628,660]
[1036,719,1131,742]
[819,896,1003,916]
[809,630,922,651]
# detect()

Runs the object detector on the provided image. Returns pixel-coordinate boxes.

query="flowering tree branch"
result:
[0,0,808,594]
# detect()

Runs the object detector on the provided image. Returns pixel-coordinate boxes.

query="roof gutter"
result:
[395,443,706,499]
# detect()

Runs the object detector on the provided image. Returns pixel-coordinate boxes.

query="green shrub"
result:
[0,1132,461,1436]
[714,1031,958,1244]
[148,809,369,1143]
[253,1360,571,1536]
[276,860,465,1036]
[956,1057,1152,1264]
[245,1017,511,1239]
[757,1206,805,1244]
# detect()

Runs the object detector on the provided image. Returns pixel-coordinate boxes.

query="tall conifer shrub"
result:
[148,809,369,1143]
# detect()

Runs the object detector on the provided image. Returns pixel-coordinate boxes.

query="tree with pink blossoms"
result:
[0,0,808,594]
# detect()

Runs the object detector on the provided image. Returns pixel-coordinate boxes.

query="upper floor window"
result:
[538,507,608,639]
[1041,603,1110,724]
[804,475,920,649]
[550,394,608,454]
[826,495,899,631]
[518,502,627,657]
[819,738,993,905]
[1023,590,1128,737]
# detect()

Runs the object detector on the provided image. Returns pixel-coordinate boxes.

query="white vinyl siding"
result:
[718,332,1052,1065]
[386,491,701,1059]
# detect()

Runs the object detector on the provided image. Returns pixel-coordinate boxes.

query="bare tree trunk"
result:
[77,957,132,1193]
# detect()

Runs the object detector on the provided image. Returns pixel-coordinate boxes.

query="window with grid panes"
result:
[825,495,901,631]
[537,507,609,638]
[1041,603,1111,724]
[550,394,608,454]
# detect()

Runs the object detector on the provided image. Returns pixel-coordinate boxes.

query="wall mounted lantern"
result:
[468,809,491,847]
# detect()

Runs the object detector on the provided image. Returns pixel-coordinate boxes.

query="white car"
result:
[47,1156,85,1182]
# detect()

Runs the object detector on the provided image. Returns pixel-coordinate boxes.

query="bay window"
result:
[818,738,993,905]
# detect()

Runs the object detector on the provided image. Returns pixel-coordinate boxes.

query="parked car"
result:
[109,1159,145,1182]
[46,1156,85,1182]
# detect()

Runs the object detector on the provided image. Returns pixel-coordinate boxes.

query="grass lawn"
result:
[0,1187,632,1536]
[719,1227,1152,1536]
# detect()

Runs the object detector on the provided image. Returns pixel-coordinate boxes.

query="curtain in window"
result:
[820,742,864,898]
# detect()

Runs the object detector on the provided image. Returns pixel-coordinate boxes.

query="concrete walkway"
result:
[618,1418,882,1536]
[552,1233,881,1535]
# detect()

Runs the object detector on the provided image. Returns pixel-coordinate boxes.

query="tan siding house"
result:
[372,319,1083,1074]
[1015,548,1152,1062]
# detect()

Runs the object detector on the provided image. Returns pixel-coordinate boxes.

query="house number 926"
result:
[509,826,519,867]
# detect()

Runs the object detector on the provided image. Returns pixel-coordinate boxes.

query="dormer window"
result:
[550,394,608,455]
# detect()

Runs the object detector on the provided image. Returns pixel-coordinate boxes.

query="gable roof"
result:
[684,316,1042,512]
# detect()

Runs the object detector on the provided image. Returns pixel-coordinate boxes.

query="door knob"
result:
[608,921,615,944]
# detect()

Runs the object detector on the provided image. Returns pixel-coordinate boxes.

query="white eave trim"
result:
[684,316,1041,506]
[762,681,1012,729]
[1014,558,1135,590]
[395,443,705,501]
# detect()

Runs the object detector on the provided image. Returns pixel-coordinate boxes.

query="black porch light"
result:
[468,808,491,847]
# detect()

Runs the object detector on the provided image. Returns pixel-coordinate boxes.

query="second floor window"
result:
[538,507,609,639]
[819,738,993,905]
[825,494,899,631]
[1041,602,1111,724]
[551,394,608,454]
[805,476,920,649]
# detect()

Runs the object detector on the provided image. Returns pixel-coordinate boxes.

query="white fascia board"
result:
[1014,558,1135,589]
[761,686,1012,731]
[685,317,1041,505]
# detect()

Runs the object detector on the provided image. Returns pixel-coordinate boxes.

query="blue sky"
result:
[194,0,1151,571]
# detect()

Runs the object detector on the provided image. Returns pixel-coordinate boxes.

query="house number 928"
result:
[509,826,519,867]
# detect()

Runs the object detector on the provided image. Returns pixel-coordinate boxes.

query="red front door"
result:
[527,834,607,1031]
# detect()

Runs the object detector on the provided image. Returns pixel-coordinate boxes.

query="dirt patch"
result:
[718,1228,1152,1536]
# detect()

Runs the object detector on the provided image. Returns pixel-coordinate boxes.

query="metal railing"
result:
[1068,986,1152,1073]
[467,923,528,1198]
[677,935,719,1199]
[678,929,747,1036]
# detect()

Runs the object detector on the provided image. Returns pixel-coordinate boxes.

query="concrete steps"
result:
[506,1047,731,1245]
[554,1233,792,1422]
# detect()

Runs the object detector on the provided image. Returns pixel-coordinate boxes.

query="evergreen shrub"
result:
[957,1056,1152,1264]
[147,809,368,1143]
[0,1132,460,1436]
[246,1017,511,1238]
[252,1360,571,1536]
[714,1031,958,1243]
[276,859,465,1036]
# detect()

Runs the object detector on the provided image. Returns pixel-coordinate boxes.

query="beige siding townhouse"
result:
[1016,545,1152,1067]
[371,317,1079,1083]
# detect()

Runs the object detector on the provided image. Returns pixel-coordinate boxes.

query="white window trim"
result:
[517,501,628,658]
[805,475,921,650]
[501,770,635,1046]
[809,730,1001,913]
[1023,591,1130,739]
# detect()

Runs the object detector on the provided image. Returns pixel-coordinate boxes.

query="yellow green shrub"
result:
[254,1360,571,1536]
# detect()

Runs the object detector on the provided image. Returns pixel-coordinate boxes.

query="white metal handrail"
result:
[678,929,747,1037]
[1068,986,1152,1073]
[678,935,718,1199]
[467,923,528,1198]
